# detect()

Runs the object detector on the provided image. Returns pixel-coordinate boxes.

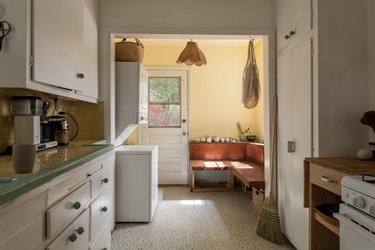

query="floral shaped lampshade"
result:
[176,41,207,66]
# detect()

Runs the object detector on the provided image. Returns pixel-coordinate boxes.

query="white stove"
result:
[342,175,375,216]
[334,175,375,250]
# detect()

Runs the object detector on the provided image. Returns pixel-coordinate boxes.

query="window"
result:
[148,77,181,127]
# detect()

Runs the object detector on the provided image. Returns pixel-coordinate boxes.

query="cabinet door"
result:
[74,0,98,99]
[33,0,84,91]
[276,0,312,51]
[277,38,312,250]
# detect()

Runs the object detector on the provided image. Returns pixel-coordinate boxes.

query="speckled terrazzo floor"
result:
[112,186,296,250]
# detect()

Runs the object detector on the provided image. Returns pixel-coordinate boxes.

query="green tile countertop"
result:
[0,141,114,206]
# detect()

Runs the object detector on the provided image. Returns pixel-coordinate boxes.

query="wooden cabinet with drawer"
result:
[304,158,375,250]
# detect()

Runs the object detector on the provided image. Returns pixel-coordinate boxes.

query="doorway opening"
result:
[105,33,274,191]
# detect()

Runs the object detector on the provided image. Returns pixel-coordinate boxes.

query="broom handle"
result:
[269,96,277,196]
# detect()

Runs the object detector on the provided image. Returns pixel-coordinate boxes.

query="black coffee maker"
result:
[44,115,69,145]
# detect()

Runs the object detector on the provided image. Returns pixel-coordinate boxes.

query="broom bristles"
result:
[256,196,283,245]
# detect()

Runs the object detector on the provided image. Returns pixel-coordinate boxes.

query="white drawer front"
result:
[48,161,102,206]
[90,187,112,241]
[89,219,111,250]
[0,215,44,250]
[47,182,90,237]
[47,209,89,250]
[90,167,112,199]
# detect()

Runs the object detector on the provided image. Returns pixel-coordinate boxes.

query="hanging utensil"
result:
[0,20,11,51]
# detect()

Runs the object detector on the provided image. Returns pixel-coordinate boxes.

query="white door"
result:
[277,38,312,250]
[141,68,189,185]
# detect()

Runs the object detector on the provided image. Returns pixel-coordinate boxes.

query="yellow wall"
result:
[143,41,264,141]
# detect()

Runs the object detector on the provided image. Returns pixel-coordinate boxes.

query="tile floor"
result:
[112,186,295,250]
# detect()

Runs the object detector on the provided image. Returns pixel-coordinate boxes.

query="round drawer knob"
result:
[289,30,296,36]
[77,73,85,79]
[101,206,108,212]
[102,178,109,184]
[72,201,81,210]
[285,34,290,40]
[76,227,85,235]
[68,233,77,242]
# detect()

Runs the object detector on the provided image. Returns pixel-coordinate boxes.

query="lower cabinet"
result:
[0,215,44,250]
[0,150,115,250]
[46,209,90,250]
[89,220,112,250]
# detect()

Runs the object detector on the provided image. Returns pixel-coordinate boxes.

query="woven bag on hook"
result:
[242,40,260,109]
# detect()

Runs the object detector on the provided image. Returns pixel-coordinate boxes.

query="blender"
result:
[11,96,58,151]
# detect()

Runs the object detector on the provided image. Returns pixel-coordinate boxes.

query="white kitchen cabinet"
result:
[0,149,115,249]
[276,0,312,51]
[277,38,312,250]
[46,209,90,250]
[0,0,98,103]
[0,215,44,250]
[276,1,369,250]
[89,219,111,250]
[33,0,98,99]
[115,62,148,139]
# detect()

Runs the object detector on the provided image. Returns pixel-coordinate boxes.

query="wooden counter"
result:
[304,157,375,250]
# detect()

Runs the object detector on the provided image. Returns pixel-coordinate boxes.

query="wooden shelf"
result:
[313,209,339,236]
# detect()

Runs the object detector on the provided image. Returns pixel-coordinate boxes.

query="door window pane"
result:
[148,77,181,127]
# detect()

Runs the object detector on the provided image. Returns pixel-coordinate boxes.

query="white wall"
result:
[369,0,375,142]
[317,0,369,156]
[99,0,275,30]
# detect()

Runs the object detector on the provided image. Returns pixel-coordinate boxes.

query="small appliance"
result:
[47,115,69,145]
[11,96,43,145]
[11,96,58,151]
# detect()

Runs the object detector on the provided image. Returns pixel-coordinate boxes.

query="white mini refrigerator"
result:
[115,145,158,222]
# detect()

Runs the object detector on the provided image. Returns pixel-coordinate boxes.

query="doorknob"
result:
[182,119,187,123]
[182,132,187,136]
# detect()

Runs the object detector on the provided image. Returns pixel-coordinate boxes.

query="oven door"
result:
[334,204,375,250]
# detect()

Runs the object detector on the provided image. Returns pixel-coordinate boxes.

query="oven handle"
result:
[334,213,375,242]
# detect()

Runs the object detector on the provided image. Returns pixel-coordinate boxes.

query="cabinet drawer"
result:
[90,187,112,241]
[0,215,44,250]
[310,164,346,195]
[47,209,89,250]
[90,167,112,199]
[89,219,111,250]
[47,182,90,237]
[48,161,102,206]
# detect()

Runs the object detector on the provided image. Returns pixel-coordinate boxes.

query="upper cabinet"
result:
[0,0,98,103]
[276,0,312,51]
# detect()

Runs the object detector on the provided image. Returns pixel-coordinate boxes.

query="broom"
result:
[256,96,283,244]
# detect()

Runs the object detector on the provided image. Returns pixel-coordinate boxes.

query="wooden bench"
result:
[189,142,265,192]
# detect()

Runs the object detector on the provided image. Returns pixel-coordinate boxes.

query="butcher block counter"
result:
[0,141,114,205]
[304,157,375,250]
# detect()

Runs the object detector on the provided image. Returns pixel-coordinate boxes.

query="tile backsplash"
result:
[0,89,104,153]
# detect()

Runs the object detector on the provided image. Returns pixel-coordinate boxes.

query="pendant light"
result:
[176,40,207,66]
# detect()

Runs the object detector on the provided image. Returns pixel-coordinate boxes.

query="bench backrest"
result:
[190,142,264,166]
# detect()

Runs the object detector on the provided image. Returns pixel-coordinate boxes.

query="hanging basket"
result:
[115,38,144,62]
